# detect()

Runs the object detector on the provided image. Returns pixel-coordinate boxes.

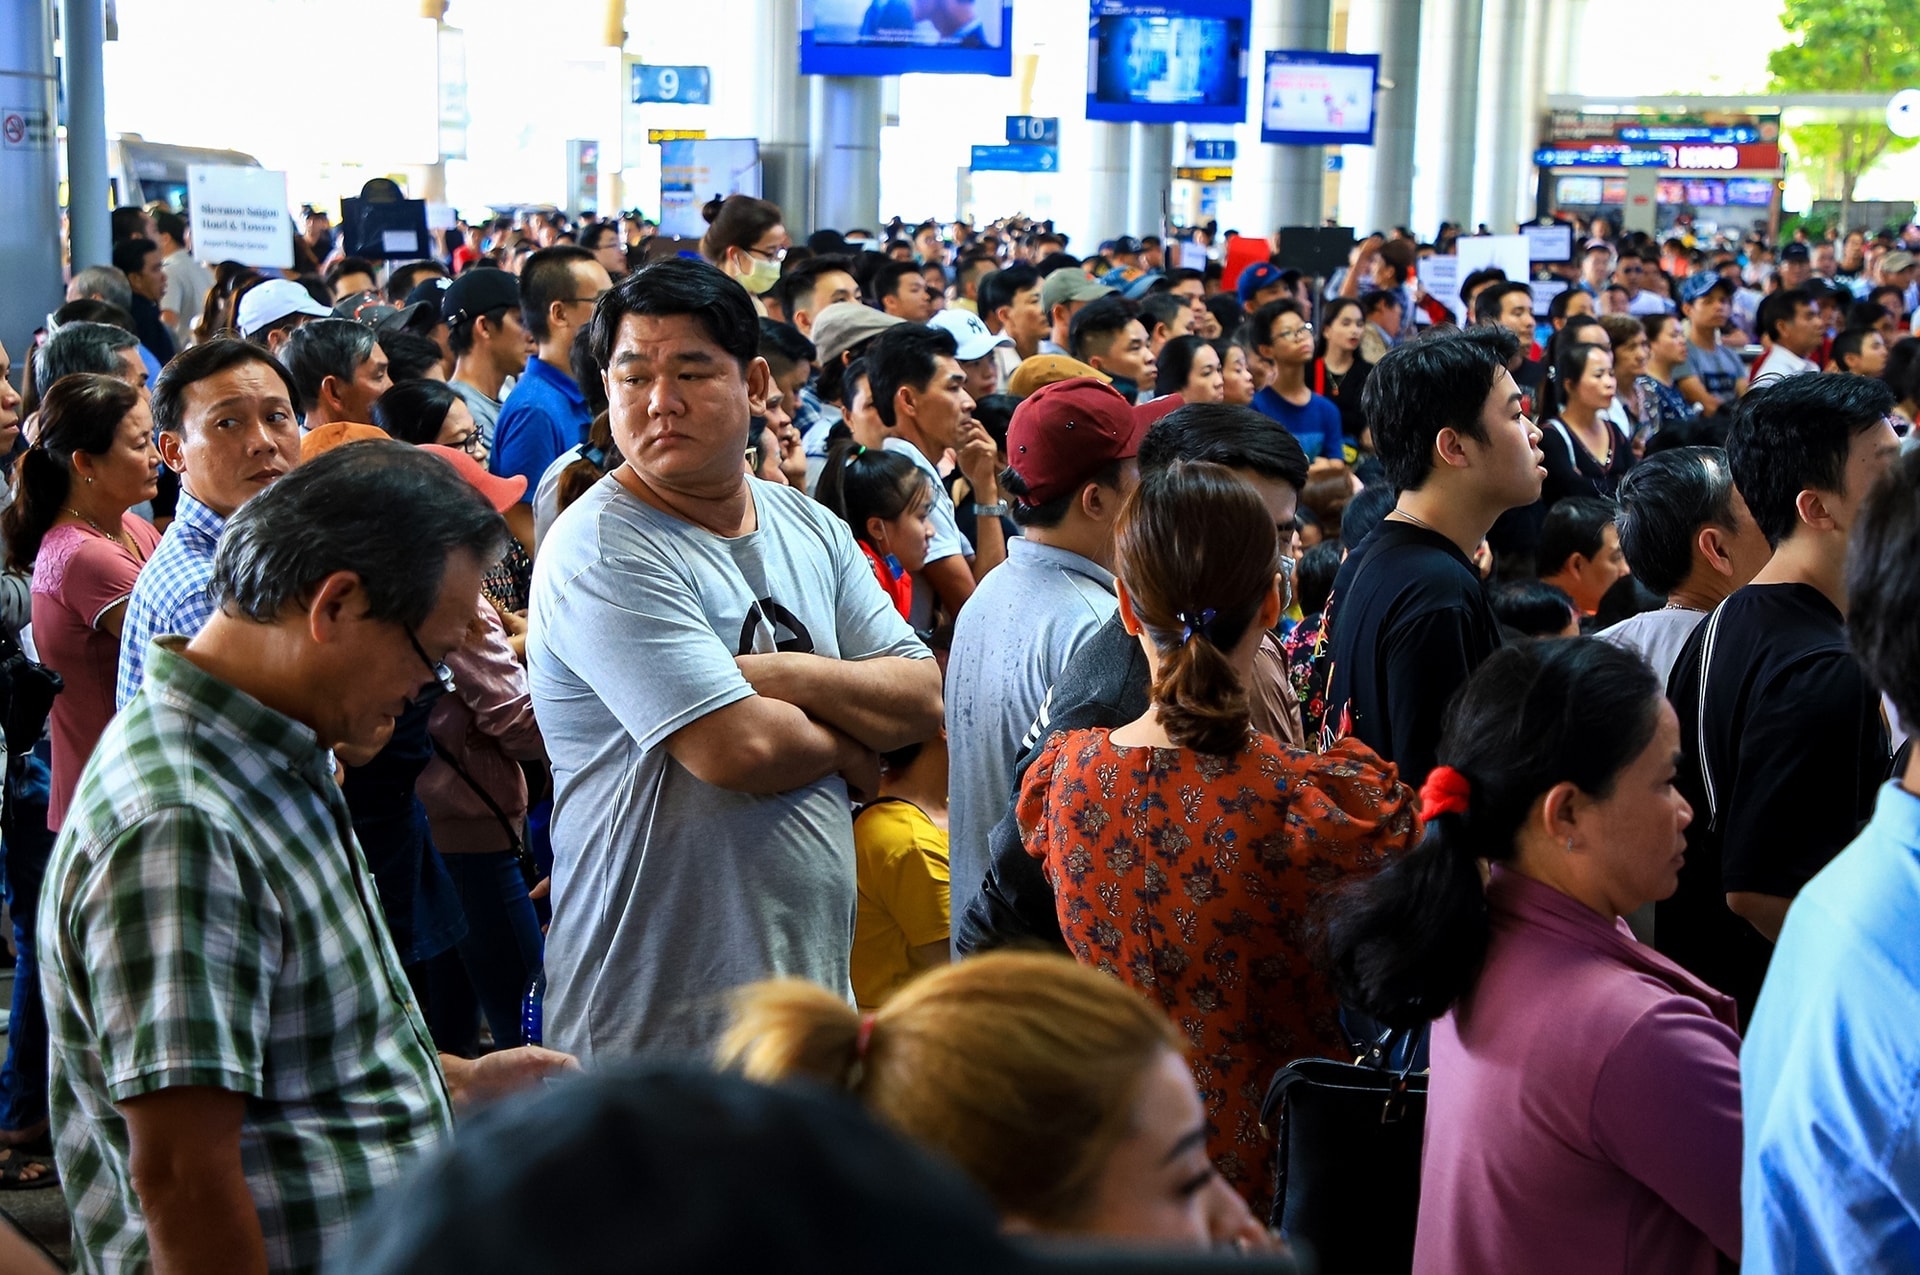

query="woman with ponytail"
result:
[813,438,935,621]
[1326,637,1741,1274]
[1014,460,1419,1214]
[6,374,162,828]
[717,951,1272,1250]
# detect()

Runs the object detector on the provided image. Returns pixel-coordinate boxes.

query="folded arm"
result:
[734,651,943,754]
[665,692,876,794]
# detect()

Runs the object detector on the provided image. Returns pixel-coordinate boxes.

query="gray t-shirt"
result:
[448,378,504,450]
[1677,342,1745,403]
[528,475,929,1063]
[944,538,1117,921]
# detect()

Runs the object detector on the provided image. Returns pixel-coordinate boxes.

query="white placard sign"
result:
[188,166,293,269]
[1454,234,1530,294]
[1420,254,1462,322]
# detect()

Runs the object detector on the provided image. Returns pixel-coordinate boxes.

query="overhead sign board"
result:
[1006,115,1059,145]
[648,129,707,144]
[1189,138,1236,163]
[1533,142,1782,171]
[971,144,1058,173]
[188,166,293,269]
[631,64,712,105]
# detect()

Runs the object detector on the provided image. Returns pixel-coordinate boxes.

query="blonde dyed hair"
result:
[716,952,1184,1230]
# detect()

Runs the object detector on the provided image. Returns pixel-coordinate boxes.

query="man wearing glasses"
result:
[490,245,613,501]
[43,443,576,1275]
[1249,298,1345,463]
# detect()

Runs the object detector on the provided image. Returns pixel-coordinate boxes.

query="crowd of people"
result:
[0,183,1915,1273]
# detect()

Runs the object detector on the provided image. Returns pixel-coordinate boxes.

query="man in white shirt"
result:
[1748,287,1823,388]
[153,209,214,350]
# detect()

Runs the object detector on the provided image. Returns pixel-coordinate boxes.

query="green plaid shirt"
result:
[40,638,454,1274]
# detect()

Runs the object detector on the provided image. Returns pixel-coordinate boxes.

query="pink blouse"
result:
[31,516,161,829]
[1413,867,1743,1274]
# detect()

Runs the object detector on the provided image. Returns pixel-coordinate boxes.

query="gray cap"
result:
[811,301,905,366]
[1039,270,1115,313]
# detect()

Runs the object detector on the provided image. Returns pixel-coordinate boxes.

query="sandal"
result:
[0,1147,56,1191]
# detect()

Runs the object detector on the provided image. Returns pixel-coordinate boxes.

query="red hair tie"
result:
[1419,765,1472,822]
[854,1013,877,1061]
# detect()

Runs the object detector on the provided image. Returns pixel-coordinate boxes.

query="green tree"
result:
[1767,0,1920,229]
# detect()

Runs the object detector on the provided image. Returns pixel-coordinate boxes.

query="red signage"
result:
[1535,140,1782,171]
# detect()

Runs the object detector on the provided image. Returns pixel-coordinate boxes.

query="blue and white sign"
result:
[1261,50,1379,145]
[1006,115,1060,145]
[971,144,1059,173]
[1618,125,1760,144]
[631,64,712,105]
[1189,138,1237,163]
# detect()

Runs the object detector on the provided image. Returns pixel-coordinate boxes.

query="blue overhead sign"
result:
[1006,115,1059,145]
[1190,138,1237,163]
[1618,125,1760,144]
[971,144,1059,173]
[631,64,712,105]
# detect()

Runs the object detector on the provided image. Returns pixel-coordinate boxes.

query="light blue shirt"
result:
[944,537,1117,923]
[1743,780,1920,1272]
[115,489,225,708]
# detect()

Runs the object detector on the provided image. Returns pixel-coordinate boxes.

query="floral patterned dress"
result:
[1016,727,1419,1213]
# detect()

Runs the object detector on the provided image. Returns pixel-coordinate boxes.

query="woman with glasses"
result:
[375,379,490,465]
[700,194,789,317]
[1014,460,1419,1216]
[1249,299,1346,464]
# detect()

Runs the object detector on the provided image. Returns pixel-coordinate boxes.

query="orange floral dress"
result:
[1016,727,1419,1213]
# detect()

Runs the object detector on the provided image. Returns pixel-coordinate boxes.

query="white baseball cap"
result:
[929,308,1013,362]
[237,278,331,337]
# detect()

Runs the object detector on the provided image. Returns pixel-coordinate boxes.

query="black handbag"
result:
[1260,1030,1427,1274]
[0,625,61,757]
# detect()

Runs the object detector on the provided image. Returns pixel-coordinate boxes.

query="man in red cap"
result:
[945,377,1148,923]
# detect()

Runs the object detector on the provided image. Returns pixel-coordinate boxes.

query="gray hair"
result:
[210,440,507,630]
[281,318,378,415]
[1615,445,1739,596]
[69,265,133,312]
[35,322,139,389]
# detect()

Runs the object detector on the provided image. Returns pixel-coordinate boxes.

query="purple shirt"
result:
[1414,868,1743,1275]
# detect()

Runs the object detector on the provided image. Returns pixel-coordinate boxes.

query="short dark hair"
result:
[372,377,461,445]
[977,264,1039,321]
[110,237,159,277]
[1359,288,1403,319]
[1847,299,1894,332]
[1538,496,1617,577]
[387,260,449,304]
[1295,539,1342,615]
[580,221,621,251]
[379,329,447,383]
[1755,287,1814,344]
[151,208,188,244]
[1365,326,1521,492]
[152,337,298,435]
[1546,287,1587,321]
[1067,295,1141,362]
[758,318,817,378]
[1848,447,1920,734]
[1001,458,1125,530]
[1613,446,1738,595]
[521,245,596,342]
[1831,327,1880,373]
[1728,373,1897,547]
[870,260,923,307]
[1035,251,1081,278]
[1341,482,1396,549]
[1136,401,1310,493]
[282,319,378,415]
[1473,280,1533,326]
[774,254,856,321]
[866,324,957,428]
[1247,298,1306,350]
[1489,580,1577,638]
[325,257,379,289]
[590,257,760,376]
[210,440,506,630]
[1152,334,1213,399]
[1460,267,1506,299]
[1138,291,1187,336]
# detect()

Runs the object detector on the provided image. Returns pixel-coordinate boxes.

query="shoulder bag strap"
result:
[429,736,532,875]
[1694,603,1727,831]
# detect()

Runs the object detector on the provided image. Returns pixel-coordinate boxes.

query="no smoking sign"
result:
[0,107,49,150]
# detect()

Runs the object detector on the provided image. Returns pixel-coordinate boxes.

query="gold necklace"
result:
[64,507,135,556]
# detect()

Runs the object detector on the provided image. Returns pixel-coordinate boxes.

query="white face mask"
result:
[733,250,781,295]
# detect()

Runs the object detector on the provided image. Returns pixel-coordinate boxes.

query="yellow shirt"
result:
[850,799,951,1010]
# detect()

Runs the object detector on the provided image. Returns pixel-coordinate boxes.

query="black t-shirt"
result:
[1318,521,1503,787]
[1661,583,1891,1022]
[1313,356,1373,442]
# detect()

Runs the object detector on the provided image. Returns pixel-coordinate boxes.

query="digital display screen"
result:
[801,0,1013,76]
[1087,1,1250,124]
[1260,50,1379,145]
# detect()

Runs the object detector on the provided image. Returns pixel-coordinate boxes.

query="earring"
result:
[86,476,94,484]
[1566,836,1574,853]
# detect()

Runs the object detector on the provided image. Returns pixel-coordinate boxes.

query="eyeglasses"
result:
[1273,325,1314,341]
[565,289,611,308]
[746,245,788,264]
[406,626,456,696]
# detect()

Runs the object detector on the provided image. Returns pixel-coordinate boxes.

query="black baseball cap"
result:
[442,267,521,328]
[331,1067,1312,1275]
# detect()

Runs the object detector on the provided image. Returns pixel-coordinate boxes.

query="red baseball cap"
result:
[420,443,529,512]
[1005,377,1147,507]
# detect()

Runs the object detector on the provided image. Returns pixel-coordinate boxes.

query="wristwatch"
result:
[973,500,1011,518]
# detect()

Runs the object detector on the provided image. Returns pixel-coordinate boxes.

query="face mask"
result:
[735,252,781,295]
[1108,375,1139,404]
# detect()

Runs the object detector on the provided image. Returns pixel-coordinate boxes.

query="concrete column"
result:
[1223,0,1284,241]
[60,0,109,270]
[1367,0,1423,233]
[1273,0,1332,229]
[1126,124,1174,239]
[1086,123,1132,246]
[756,0,812,237]
[1431,0,1483,231]
[0,0,62,357]
[808,76,880,234]
[1475,0,1528,231]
